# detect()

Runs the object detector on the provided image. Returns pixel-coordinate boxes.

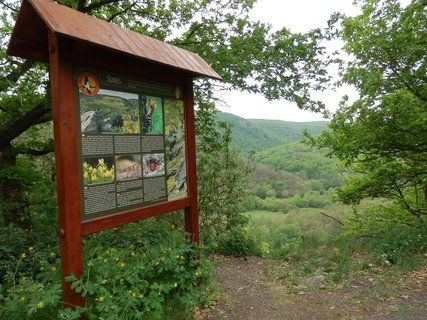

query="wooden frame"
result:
[48,32,200,309]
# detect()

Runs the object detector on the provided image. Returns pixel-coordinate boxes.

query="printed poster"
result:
[75,68,187,220]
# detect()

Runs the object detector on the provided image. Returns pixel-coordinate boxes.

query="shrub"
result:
[0,220,213,320]
[216,228,258,257]
[270,224,303,257]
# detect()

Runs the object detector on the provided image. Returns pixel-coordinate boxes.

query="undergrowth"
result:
[0,220,213,320]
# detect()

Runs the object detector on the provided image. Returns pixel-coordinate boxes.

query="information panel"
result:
[75,67,187,220]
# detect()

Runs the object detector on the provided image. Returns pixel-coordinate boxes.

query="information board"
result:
[75,67,188,220]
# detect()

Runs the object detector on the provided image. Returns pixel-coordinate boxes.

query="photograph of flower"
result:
[83,157,115,185]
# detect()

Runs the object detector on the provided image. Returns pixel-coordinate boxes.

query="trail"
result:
[196,256,427,320]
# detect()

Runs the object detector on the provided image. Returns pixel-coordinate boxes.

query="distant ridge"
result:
[217,112,329,153]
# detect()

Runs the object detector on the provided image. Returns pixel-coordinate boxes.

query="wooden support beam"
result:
[184,79,199,243]
[48,30,85,309]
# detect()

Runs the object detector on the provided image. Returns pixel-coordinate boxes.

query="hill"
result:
[217,112,328,152]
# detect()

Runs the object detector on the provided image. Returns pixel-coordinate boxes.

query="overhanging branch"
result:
[0,100,51,150]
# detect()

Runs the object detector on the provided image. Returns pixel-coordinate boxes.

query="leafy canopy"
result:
[0,0,331,226]
[309,0,427,219]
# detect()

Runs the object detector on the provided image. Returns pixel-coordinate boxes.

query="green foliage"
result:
[239,141,342,213]
[217,112,329,153]
[1,0,331,226]
[196,104,251,244]
[344,203,427,266]
[0,225,59,283]
[270,224,303,258]
[254,142,341,184]
[216,227,258,257]
[309,0,427,221]
[243,204,348,258]
[0,220,213,320]
[0,156,57,227]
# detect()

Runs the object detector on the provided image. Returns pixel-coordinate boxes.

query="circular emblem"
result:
[78,72,100,96]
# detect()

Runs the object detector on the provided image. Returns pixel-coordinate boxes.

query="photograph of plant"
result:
[142,153,165,177]
[83,157,115,185]
[115,155,142,181]
[140,95,163,134]
[80,89,140,134]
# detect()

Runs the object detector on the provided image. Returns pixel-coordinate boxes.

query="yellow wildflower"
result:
[173,282,178,288]
[95,296,104,302]
[37,301,44,309]
[21,253,26,259]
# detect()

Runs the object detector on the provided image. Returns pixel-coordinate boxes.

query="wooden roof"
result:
[7,0,221,80]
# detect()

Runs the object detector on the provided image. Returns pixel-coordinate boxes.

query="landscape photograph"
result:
[80,89,140,134]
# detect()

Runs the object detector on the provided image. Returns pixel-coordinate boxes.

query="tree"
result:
[308,0,427,220]
[195,100,251,243]
[0,0,330,227]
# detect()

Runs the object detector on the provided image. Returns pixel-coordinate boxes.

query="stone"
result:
[302,275,325,287]
[81,111,101,133]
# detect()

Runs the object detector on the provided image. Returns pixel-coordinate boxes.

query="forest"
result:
[1,0,426,319]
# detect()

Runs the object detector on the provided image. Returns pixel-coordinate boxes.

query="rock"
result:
[81,111,101,133]
[302,275,325,287]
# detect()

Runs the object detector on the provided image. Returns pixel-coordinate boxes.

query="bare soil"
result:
[195,255,427,320]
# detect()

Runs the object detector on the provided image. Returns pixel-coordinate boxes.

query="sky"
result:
[216,0,361,122]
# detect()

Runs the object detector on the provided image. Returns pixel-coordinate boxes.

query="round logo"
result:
[78,72,100,96]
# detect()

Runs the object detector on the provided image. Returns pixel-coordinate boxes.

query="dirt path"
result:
[196,256,427,320]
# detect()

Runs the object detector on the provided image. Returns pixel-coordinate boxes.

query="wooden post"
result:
[184,79,199,243]
[48,31,85,309]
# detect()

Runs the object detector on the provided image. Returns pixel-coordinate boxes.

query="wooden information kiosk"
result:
[7,0,221,309]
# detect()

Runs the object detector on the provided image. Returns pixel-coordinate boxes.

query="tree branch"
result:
[0,2,19,12]
[1,60,35,92]
[81,0,121,13]
[11,142,55,157]
[77,0,86,12]
[107,1,137,22]
[319,211,344,226]
[0,100,51,150]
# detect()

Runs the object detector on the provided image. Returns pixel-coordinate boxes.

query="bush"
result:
[0,225,59,284]
[270,224,303,258]
[0,220,213,320]
[216,228,258,257]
